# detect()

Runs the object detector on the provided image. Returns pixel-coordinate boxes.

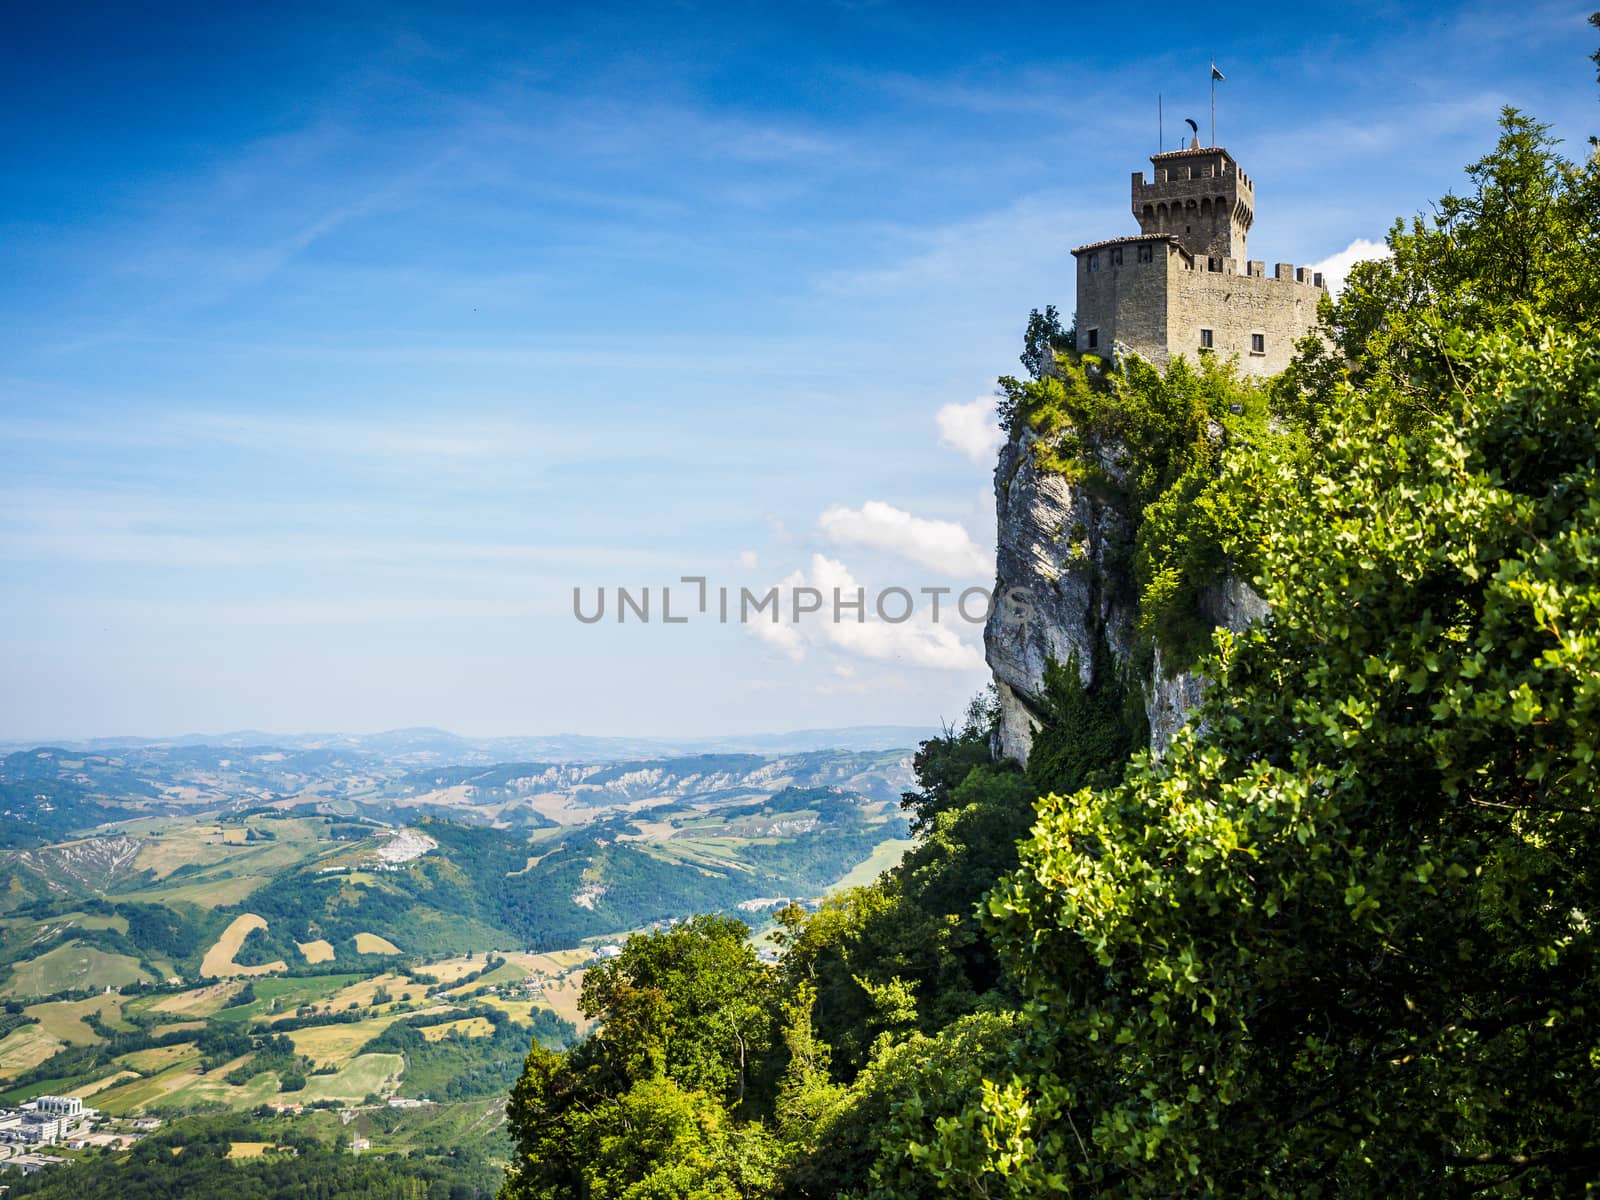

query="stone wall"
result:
[1164,256,1323,378]
[1074,240,1174,363]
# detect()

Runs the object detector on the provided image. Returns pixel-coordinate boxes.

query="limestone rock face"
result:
[1144,577,1268,756]
[984,424,1264,767]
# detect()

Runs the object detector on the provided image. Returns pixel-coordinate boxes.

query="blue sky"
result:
[2,0,1594,742]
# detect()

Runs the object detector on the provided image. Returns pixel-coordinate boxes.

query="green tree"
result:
[502,917,780,1200]
[1323,108,1599,414]
[876,321,1600,1196]
[578,914,777,1110]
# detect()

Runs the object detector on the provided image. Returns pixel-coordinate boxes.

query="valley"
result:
[0,734,918,1178]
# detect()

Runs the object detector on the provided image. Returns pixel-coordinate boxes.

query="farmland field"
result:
[200,913,287,977]
[0,1024,65,1077]
[827,837,915,893]
[211,973,365,1022]
[295,1052,404,1102]
[420,1016,493,1041]
[27,994,129,1045]
[4,941,151,997]
[289,1016,404,1068]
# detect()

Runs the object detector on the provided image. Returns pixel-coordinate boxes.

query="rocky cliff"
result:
[984,420,1265,767]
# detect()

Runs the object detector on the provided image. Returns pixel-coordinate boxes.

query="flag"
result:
[1212,64,1225,81]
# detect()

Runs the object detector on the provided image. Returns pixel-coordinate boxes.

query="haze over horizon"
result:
[3,0,1594,741]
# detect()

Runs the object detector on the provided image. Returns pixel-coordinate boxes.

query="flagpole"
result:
[1210,57,1216,147]
[1158,93,1163,154]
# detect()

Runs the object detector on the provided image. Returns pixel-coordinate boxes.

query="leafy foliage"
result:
[998,343,1293,673]
[501,916,781,1199]
[910,317,1600,1197]
[1314,108,1600,419]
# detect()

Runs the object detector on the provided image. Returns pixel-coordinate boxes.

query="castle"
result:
[1073,144,1325,376]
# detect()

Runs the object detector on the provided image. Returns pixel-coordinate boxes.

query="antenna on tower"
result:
[1158,94,1163,154]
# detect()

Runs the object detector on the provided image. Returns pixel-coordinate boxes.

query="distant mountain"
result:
[0,725,939,765]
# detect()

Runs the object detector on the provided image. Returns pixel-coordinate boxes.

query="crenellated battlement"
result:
[1131,146,1252,261]
[1069,237,1324,292]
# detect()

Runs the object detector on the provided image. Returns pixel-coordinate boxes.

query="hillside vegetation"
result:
[501,98,1600,1198]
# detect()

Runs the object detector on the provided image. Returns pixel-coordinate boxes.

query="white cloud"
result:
[936,395,1004,466]
[746,554,984,672]
[818,501,991,578]
[1310,238,1392,296]
[737,549,760,569]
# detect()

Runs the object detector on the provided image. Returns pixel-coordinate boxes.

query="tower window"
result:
[1251,333,1266,354]
[1199,329,1214,349]
[1088,254,1099,272]
[1110,247,1123,267]
[1137,244,1153,263]
[1086,328,1099,350]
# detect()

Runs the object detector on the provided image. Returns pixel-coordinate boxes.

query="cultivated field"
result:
[295,1052,404,1102]
[4,941,151,998]
[352,932,401,955]
[27,994,128,1045]
[0,1025,65,1078]
[200,914,288,977]
[420,1016,493,1041]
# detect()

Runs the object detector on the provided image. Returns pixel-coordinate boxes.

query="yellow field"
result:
[27,993,127,1046]
[288,1015,402,1068]
[314,972,418,1014]
[539,972,593,1032]
[827,838,916,894]
[200,914,287,977]
[412,956,483,984]
[297,940,335,964]
[475,994,544,1024]
[419,1016,493,1041]
[145,981,243,1017]
[295,1052,404,1103]
[72,1069,139,1097]
[228,1141,274,1158]
[504,949,590,974]
[0,1024,65,1078]
[116,1041,199,1073]
[353,932,401,955]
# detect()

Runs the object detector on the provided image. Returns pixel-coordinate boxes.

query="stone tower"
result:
[1131,147,1254,261]
[1071,143,1323,378]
